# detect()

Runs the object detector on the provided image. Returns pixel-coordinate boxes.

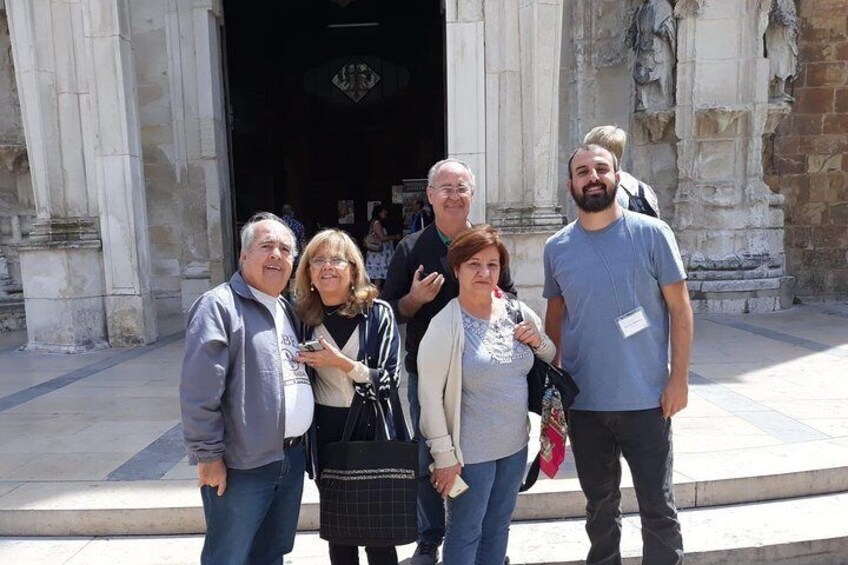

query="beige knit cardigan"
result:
[417,297,556,468]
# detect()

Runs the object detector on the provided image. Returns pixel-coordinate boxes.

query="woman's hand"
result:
[297,337,355,372]
[514,320,542,349]
[430,464,462,498]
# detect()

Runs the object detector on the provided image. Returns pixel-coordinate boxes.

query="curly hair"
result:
[294,229,378,327]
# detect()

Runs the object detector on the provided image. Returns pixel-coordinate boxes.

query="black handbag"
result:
[506,300,580,492]
[318,393,418,547]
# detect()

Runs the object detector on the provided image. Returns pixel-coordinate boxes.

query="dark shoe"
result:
[410,542,439,565]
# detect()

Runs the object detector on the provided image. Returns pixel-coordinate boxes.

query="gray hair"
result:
[426,158,476,189]
[240,212,297,258]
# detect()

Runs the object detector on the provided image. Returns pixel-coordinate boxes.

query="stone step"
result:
[1,492,847,564]
[1,455,847,537]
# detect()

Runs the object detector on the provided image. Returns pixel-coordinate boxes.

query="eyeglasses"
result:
[432,184,473,197]
[310,256,349,268]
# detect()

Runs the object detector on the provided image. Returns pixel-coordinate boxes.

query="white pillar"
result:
[164,0,234,313]
[85,0,157,345]
[445,0,487,224]
[6,0,107,351]
[486,0,564,230]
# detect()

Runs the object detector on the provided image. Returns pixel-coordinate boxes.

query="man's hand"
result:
[661,377,688,419]
[198,459,227,496]
[410,265,444,304]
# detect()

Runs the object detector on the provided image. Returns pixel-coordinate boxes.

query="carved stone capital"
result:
[674,0,704,18]
[765,103,792,134]
[633,110,676,143]
[695,106,749,137]
[0,144,29,174]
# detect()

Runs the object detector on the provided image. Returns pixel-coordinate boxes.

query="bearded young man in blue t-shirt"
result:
[543,144,693,565]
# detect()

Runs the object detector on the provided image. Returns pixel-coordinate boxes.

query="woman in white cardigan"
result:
[418,225,556,564]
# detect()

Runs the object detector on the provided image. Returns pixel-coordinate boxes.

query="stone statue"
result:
[765,0,799,102]
[628,0,677,112]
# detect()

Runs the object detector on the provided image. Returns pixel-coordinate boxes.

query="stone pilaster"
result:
[673,0,793,313]
[163,0,234,312]
[85,0,157,345]
[6,0,157,349]
[485,0,564,231]
[6,0,108,351]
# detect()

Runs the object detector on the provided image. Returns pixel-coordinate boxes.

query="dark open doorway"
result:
[223,0,446,254]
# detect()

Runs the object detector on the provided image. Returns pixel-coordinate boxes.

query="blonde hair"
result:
[294,229,378,327]
[583,125,627,162]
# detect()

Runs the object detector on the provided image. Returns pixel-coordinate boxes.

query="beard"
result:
[571,181,617,213]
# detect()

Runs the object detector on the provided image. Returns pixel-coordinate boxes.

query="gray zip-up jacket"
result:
[180,271,303,470]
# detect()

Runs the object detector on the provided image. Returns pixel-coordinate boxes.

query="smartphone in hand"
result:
[299,339,324,352]
[429,463,469,499]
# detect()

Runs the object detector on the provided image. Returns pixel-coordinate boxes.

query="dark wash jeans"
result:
[407,370,446,546]
[200,445,306,565]
[568,409,683,565]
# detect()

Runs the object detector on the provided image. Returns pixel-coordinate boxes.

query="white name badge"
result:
[616,307,649,339]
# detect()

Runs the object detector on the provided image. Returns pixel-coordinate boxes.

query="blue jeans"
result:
[568,409,683,565]
[200,445,306,565]
[443,445,528,565]
[407,370,446,546]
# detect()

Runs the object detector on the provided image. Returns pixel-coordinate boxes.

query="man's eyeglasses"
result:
[310,256,349,268]
[432,184,473,197]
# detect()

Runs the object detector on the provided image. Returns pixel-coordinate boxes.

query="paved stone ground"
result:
[0,304,846,563]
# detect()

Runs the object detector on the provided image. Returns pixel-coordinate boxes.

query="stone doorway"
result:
[222,0,446,250]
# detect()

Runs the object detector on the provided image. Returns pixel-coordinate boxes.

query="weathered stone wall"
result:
[766,0,848,302]
[0,7,31,327]
[130,3,184,316]
[558,0,679,224]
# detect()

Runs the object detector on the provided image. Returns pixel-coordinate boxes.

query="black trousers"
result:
[316,404,398,565]
[568,408,683,565]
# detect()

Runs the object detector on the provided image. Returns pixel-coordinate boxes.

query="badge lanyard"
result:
[577,215,648,339]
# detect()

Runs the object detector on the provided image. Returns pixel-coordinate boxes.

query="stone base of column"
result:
[488,204,566,232]
[105,294,158,347]
[19,242,109,353]
[499,229,562,318]
[689,276,796,314]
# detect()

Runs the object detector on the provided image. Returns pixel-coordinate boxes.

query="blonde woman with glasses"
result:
[294,229,409,565]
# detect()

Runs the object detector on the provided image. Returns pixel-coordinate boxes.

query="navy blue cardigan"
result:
[304,298,411,478]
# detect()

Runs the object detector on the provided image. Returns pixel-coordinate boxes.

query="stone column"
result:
[164,0,234,313]
[84,0,157,345]
[480,0,564,313]
[6,0,157,350]
[673,0,793,313]
[485,0,564,230]
[6,0,108,351]
[445,1,487,223]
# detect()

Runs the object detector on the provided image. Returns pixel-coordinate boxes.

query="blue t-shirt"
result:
[543,211,686,411]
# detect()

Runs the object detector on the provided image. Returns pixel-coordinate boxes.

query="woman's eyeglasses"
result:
[310,256,349,268]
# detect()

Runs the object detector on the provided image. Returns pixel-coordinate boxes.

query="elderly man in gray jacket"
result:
[180,212,314,565]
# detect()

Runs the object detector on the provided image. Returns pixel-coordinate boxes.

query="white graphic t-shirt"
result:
[250,286,314,438]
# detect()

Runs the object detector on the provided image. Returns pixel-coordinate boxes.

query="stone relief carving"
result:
[764,0,799,102]
[633,109,675,142]
[673,0,704,18]
[628,0,677,112]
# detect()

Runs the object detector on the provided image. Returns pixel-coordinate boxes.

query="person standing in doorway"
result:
[365,204,401,291]
[543,145,693,564]
[381,159,516,565]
